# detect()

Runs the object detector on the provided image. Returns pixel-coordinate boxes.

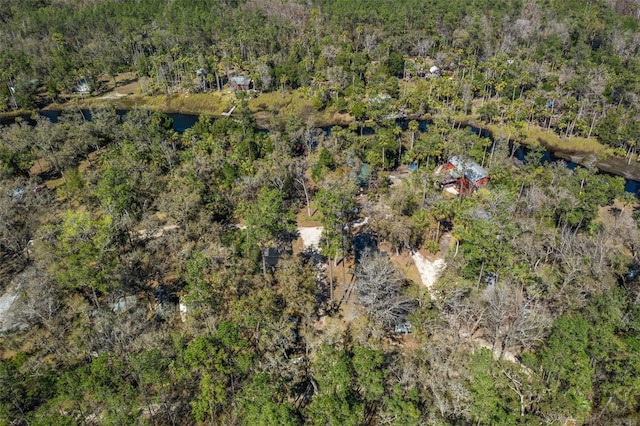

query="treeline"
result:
[0,104,639,424]
[1,0,640,154]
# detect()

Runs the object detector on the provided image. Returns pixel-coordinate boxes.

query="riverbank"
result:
[462,119,640,183]
[28,80,640,185]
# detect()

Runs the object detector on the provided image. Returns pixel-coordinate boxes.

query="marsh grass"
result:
[525,126,615,156]
[481,122,615,156]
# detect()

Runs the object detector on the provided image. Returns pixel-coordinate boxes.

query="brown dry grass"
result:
[295,202,322,227]
[595,199,638,257]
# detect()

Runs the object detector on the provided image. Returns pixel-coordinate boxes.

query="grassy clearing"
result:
[249,88,337,128]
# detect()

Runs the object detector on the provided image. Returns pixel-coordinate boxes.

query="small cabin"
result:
[229,76,253,91]
[441,156,489,194]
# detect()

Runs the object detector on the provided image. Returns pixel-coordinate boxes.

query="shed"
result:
[262,247,281,268]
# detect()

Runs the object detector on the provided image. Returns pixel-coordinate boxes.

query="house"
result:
[441,156,489,194]
[229,75,253,91]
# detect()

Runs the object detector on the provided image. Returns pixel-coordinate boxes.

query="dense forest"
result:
[1,0,640,425]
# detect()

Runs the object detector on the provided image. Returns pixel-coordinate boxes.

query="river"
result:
[17,109,640,195]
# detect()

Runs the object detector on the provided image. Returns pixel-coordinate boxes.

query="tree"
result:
[380,385,421,425]
[95,162,140,222]
[355,249,415,328]
[480,281,550,358]
[291,157,313,217]
[39,210,118,308]
[0,353,55,424]
[407,119,419,150]
[537,316,594,423]
[311,147,335,182]
[236,372,299,426]
[244,187,296,275]
[467,348,518,425]
[306,345,365,426]
[352,346,385,403]
[184,322,254,423]
[316,176,357,304]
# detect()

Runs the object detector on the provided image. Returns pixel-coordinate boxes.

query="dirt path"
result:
[298,217,368,251]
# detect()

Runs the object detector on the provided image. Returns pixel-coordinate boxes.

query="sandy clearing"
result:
[299,226,323,251]
[412,251,446,290]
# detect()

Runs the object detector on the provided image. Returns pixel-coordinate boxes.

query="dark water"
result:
[171,114,199,132]
[37,109,199,133]
[8,109,640,195]
[625,180,640,194]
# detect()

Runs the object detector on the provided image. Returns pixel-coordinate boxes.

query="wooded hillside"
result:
[1,1,640,425]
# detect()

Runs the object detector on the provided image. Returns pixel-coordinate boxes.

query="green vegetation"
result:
[1,1,640,425]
